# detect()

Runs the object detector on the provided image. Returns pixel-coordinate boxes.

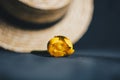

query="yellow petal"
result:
[47,36,75,57]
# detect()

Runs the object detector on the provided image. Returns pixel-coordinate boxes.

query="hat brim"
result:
[0,0,94,53]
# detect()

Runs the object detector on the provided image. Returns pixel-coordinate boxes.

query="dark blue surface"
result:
[0,48,120,80]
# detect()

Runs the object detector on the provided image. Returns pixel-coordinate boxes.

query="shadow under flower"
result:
[31,51,52,57]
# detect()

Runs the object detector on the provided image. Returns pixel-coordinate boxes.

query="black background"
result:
[75,0,120,49]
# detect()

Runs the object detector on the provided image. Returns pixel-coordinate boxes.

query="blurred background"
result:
[74,0,120,80]
[75,0,120,49]
[0,0,120,80]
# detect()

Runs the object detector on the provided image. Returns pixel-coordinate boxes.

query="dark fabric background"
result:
[75,0,120,49]
[0,0,120,80]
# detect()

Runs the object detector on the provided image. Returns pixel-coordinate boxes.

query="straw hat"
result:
[0,0,94,53]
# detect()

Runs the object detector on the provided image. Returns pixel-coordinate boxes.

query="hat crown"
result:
[0,0,71,23]
[19,0,71,10]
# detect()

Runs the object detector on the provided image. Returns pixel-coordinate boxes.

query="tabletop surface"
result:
[0,48,120,80]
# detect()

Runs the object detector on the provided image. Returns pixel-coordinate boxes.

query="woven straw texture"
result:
[0,0,94,53]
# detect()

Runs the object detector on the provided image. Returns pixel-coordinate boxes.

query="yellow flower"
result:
[47,36,74,57]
